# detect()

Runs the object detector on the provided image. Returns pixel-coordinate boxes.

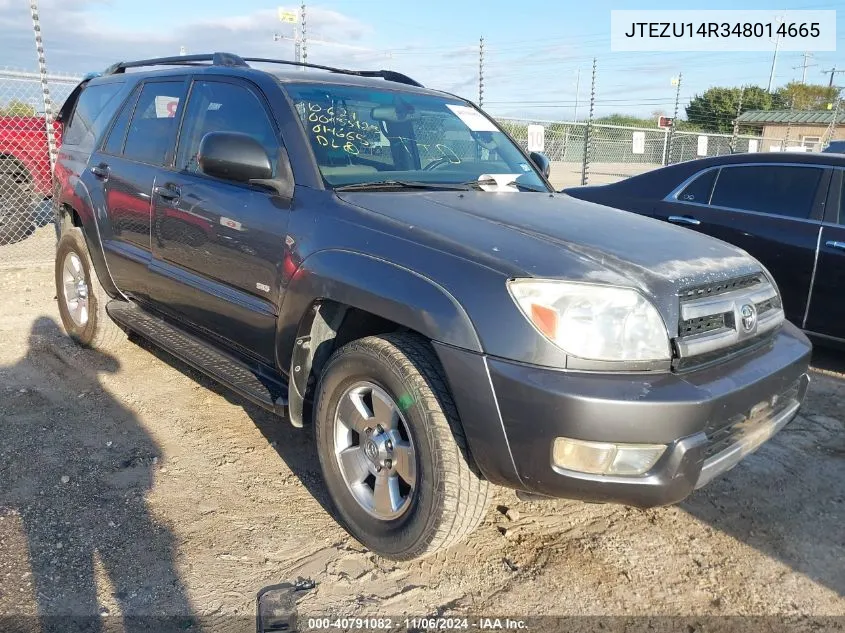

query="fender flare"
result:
[277,249,482,426]
[57,176,122,299]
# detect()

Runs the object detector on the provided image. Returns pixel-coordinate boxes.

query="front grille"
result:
[673,273,784,367]
[702,379,801,460]
[680,313,726,336]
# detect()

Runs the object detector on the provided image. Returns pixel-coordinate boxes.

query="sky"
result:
[1,0,843,121]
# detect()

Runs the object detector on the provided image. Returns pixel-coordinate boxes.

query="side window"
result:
[710,165,824,219]
[677,169,717,204]
[63,83,125,151]
[102,85,139,156]
[122,81,187,166]
[176,80,278,176]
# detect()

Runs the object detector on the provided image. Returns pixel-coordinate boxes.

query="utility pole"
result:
[793,52,816,83]
[821,67,845,87]
[573,67,581,122]
[767,17,784,92]
[478,36,484,107]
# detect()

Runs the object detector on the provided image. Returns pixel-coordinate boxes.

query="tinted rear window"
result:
[710,165,823,219]
[63,83,125,151]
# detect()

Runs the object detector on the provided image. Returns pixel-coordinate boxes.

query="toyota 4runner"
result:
[53,53,811,560]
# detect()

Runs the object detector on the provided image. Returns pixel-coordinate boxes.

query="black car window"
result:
[63,83,125,152]
[122,81,187,166]
[710,165,823,219]
[677,169,717,204]
[102,85,139,156]
[176,80,278,176]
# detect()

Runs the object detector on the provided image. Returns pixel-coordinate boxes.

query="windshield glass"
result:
[284,83,548,191]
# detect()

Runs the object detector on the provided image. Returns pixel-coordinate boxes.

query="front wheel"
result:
[314,333,491,560]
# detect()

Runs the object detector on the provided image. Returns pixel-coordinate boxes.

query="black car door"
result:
[147,76,291,365]
[654,163,830,327]
[804,169,845,340]
[94,78,189,298]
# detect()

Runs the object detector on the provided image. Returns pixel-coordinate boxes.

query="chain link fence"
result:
[497,116,785,190]
[0,69,80,269]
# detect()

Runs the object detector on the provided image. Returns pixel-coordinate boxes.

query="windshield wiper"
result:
[334,180,471,192]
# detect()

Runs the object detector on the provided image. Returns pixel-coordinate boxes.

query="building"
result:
[736,110,845,152]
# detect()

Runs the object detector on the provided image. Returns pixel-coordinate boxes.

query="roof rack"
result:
[101,52,424,87]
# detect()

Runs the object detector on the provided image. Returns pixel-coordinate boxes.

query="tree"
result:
[0,100,37,117]
[775,82,839,110]
[685,86,783,133]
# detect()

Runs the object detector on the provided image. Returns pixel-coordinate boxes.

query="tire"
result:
[314,333,491,560]
[55,227,126,351]
[0,172,34,245]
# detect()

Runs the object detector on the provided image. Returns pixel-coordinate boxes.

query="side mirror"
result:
[529,151,551,179]
[198,132,273,183]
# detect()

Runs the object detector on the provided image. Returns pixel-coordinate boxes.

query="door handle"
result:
[825,240,845,251]
[668,215,701,226]
[153,185,180,201]
[90,164,110,179]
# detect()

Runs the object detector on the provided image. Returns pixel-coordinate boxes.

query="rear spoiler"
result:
[55,72,100,124]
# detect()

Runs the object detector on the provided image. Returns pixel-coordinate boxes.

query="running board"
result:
[107,301,288,418]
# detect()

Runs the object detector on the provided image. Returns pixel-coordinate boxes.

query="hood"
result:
[338,191,764,331]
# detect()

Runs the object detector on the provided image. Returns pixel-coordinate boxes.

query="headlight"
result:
[507,279,670,362]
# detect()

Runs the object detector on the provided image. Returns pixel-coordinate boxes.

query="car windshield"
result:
[284,82,549,191]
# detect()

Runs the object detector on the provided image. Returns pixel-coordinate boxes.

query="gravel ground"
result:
[0,253,843,632]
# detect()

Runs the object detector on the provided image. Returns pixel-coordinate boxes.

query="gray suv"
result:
[53,52,811,560]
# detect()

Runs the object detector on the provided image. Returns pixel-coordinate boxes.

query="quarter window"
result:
[176,80,279,176]
[63,83,125,151]
[122,81,187,166]
[709,165,823,219]
[677,169,717,204]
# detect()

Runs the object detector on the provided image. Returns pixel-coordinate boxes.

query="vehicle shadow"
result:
[680,359,845,598]
[133,336,335,517]
[0,317,200,632]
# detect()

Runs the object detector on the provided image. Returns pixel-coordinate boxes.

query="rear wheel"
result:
[314,333,491,560]
[55,228,126,351]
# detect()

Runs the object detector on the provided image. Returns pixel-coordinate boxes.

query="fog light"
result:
[552,438,666,476]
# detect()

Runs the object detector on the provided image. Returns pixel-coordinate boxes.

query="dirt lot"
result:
[1,240,844,631]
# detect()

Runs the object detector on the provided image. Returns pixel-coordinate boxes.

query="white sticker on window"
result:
[446,104,498,132]
[154,95,179,118]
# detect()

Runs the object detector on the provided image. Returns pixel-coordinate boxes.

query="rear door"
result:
[805,169,845,340]
[655,163,829,327]
[147,76,290,364]
[93,78,188,297]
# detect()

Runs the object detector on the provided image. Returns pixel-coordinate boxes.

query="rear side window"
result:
[710,165,823,219]
[102,85,139,156]
[63,83,125,151]
[677,169,717,204]
[122,81,187,166]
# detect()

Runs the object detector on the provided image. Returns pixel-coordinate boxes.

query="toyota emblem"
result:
[739,303,757,333]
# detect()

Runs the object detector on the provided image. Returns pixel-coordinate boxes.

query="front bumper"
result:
[435,322,811,508]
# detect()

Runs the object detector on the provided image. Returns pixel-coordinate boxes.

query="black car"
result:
[566,152,845,346]
[53,53,810,560]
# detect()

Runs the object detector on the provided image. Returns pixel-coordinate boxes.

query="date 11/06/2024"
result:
[624,22,821,39]
[306,617,529,630]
